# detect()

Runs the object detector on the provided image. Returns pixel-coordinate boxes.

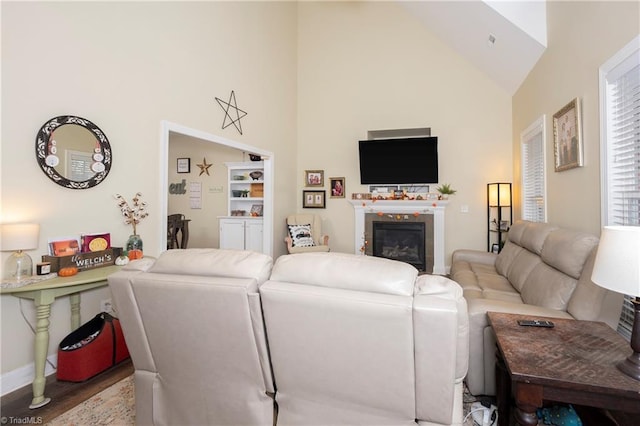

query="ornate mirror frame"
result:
[35,115,112,189]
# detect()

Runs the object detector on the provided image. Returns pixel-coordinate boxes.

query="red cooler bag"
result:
[57,312,130,382]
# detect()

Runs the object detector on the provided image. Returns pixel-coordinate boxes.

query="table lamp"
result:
[591,225,640,381]
[0,223,40,280]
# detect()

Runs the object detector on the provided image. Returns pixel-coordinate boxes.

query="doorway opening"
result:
[159,121,274,256]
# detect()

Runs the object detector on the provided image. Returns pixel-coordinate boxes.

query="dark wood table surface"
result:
[488,311,640,426]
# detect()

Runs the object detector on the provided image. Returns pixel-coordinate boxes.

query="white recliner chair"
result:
[108,249,275,426]
[260,252,469,426]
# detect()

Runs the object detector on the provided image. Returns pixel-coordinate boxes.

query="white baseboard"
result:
[0,354,57,396]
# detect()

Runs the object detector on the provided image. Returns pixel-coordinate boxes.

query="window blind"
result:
[600,36,640,340]
[521,117,546,222]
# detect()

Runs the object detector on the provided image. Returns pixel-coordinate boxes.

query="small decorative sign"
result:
[42,248,122,273]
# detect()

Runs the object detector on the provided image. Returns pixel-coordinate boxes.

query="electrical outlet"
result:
[100,298,113,314]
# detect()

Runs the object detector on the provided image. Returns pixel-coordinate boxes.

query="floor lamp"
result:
[591,225,640,381]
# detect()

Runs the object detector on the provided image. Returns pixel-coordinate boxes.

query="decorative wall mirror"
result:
[35,115,112,189]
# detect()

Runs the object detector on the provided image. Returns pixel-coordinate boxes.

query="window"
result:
[599,35,640,340]
[521,116,546,222]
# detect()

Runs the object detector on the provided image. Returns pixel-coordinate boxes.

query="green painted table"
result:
[0,265,121,408]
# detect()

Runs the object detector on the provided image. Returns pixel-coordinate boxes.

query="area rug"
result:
[45,374,480,425]
[46,375,135,425]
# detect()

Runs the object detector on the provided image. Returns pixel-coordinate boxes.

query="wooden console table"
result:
[488,311,640,426]
[0,265,121,409]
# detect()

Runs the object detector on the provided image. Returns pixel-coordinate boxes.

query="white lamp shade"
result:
[592,226,640,297]
[0,223,40,251]
[488,183,511,206]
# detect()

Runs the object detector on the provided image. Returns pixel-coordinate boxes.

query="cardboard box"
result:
[42,247,122,273]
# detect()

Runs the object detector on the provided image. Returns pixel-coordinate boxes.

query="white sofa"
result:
[261,252,468,426]
[109,249,469,426]
[450,220,624,396]
[108,249,275,426]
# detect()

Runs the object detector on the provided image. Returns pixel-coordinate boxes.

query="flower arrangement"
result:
[115,192,149,235]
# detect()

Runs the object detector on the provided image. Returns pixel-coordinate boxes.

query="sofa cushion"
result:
[506,249,542,292]
[495,239,523,278]
[520,221,558,254]
[269,252,418,296]
[520,263,577,311]
[541,229,599,279]
[567,249,610,321]
[149,248,273,284]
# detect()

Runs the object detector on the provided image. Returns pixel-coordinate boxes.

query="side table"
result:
[488,311,640,426]
[0,265,121,409]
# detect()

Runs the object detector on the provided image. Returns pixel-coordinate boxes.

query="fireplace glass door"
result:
[372,222,425,270]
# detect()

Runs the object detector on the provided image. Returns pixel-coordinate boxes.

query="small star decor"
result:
[197,158,212,176]
[215,90,247,135]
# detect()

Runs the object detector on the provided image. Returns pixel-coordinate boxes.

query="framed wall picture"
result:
[553,98,583,172]
[177,158,191,174]
[305,170,324,187]
[330,177,345,198]
[303,190,326,208]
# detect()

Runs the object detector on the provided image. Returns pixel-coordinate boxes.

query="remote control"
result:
[517,319,554,328]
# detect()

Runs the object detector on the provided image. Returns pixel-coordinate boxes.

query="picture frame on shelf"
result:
[303,190,326,208]
[177,158,191,174]
[304,170,324,187]
[330,177,345,198]
[553,98,583,172]
[491,243,500,254]
[250,204,263,217]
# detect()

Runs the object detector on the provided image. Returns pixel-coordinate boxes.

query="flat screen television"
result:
[359,136,438,184]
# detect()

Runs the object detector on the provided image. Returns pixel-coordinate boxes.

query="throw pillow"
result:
[288,224,315,248]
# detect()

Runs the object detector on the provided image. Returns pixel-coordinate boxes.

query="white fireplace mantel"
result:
[348,199,448,275]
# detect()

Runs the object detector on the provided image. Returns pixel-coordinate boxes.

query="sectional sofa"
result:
[108,249,469,426]
[450,220,624,396]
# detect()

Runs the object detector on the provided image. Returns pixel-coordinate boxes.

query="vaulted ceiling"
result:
[402,1,547,95]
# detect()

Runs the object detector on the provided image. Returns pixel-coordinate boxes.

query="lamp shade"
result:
[0,223,40,252]
[591,226,640,297]
[488,183,511,206]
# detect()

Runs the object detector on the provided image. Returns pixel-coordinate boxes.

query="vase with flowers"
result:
[115,192,149,260]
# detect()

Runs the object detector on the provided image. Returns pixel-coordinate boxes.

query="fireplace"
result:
[364,212,434,272]
[349,199,447,275]
[372,222,425,270]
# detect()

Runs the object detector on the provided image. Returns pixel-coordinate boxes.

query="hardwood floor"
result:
[0,359,133,423]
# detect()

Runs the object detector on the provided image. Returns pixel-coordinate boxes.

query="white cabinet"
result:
[219,218,263,252]
[226,161,264,217]
[219,161,265,253]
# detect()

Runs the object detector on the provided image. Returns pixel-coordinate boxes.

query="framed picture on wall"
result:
[303,190,326,208]
[553,98,583,172]
[177,158,191,174]
[304,170,324,187]
[330,177,345,198]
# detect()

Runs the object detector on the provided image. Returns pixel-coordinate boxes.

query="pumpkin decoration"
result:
[128,249,143,260]
[59,267,79,277]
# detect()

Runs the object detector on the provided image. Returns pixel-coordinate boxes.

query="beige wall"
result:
[1,1,298,378]
[297,2,512,257]
[512,1,639,234]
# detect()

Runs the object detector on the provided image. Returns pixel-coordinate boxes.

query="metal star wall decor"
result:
[197,157,212,176]
[215,90,247,135]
